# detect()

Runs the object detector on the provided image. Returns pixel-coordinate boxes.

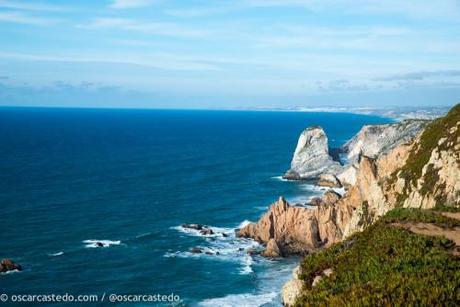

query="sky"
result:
[0,0,459,109]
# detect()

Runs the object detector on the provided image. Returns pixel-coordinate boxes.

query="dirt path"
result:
[391,210,460,250]
[392,222,460,247]
[437,211,460,221]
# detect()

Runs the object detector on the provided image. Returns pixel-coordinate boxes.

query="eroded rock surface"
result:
[283,126,342,180]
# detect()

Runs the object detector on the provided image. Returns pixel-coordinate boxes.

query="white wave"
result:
[239,254,254,275]
[1,269,21,275]
[135,232,152,239]
[48,251,64,257]
[83,239,121,248]
[237,220,252,229]
[199,291,278,307]
[298,183,347,199]
[271,176,288,182]
[172,226,232,240]
[170,221,263,274]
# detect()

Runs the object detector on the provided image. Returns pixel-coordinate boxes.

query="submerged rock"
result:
[199,229,214,236]
[182,223,205,231]
[283,126,342,180]
[0,259,22,273]
[190,247,203,254]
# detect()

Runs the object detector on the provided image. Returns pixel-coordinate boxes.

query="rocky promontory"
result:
[239,104,460,260]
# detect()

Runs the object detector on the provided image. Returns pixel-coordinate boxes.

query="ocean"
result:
[0,108,391,306]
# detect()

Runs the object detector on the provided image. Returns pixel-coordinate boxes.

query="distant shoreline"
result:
[0,104,451,121]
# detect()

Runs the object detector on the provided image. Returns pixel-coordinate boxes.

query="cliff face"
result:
[341,119,428,163]
[283,126,342,180]
[239,104,460,256]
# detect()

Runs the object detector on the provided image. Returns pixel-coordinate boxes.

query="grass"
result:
[383,208,460,228]
[295,208,460,306]
[432,204,460,213]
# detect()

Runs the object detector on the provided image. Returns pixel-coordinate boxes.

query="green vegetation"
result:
[433,204,460,213]
[390,103,460,206]
[384,208,460,228]
[296,208,460,306]
[399,103,460,185]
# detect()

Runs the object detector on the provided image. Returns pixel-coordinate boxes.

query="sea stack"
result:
[283,126,342,180]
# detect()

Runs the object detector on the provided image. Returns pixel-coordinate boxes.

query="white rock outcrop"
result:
[341,119,428,163]
[284,126,342,180]
[282,266,304,307]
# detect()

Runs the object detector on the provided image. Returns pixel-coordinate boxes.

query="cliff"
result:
[239,104,460,257]
[341,119,428,163]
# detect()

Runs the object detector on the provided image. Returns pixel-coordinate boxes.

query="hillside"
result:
[295,207,460,306]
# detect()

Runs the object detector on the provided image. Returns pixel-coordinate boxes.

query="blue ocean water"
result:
[0,108,391,306]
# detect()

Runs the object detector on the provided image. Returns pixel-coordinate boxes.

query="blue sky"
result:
[0,0,459,109]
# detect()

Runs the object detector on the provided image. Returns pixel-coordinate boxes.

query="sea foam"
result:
[83,240,121,248]
[169,221,262,275]
[48,251,64,257]
[198,291,278,307]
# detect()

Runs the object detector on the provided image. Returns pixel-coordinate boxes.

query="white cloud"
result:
[0,12,59,25]
[0,0,66,12]
[217,0,460,21]
[110,0,156,9]
[0,51,220,72]
[82,17,209,38]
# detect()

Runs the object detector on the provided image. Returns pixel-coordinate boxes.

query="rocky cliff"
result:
[239,104,460,258]
[283,126,342,180]
[341,119,428,163]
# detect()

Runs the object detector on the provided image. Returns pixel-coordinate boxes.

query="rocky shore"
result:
[239,104,460,305]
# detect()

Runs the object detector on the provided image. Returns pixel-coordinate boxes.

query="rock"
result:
[318,173,342,187]
[312,275,323,287]
[309,197,322,206]
[96,242,104,247]
[261,238,282,257]
[182,224,204,231]
[246,248,260,256]
[292,266,301,279]
[221,233,229,237]
[323,268,333,277]
[312,268,334,287]
[308,190,341,207]
[322,190,342,206]
[336,164,358,187]
[341,119,428,164]
[282,266,304,306]
[205,251,214,255]
[283,126,342,180]
[190,247,203,254]
[199,229,214,236]
[238,197,325,255]
[283,169,301,180]
[0,259,22,273]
